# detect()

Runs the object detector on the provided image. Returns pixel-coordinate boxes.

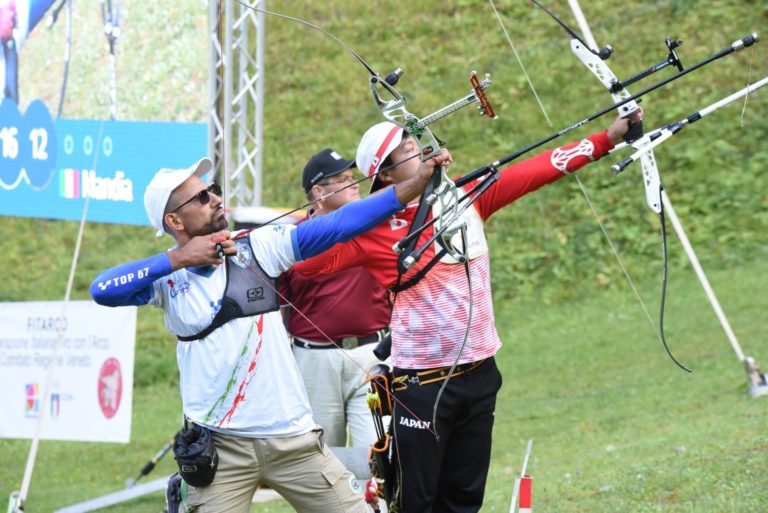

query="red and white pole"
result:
[518,475,532,513]
[509,439,534,513]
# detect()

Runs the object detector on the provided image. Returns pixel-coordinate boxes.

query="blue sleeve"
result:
[90,253,173,307]
[292,187,403,260]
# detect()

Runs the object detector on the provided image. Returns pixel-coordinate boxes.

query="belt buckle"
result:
[341,337,359,349]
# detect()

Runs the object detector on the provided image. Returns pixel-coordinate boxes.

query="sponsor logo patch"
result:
[232,240,252,269]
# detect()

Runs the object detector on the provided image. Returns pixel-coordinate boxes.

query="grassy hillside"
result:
[1,0,767,511]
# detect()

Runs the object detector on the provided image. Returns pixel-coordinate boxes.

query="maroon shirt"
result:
[280,254,391,343]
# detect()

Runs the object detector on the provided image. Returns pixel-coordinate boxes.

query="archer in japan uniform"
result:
[294,115,634,513]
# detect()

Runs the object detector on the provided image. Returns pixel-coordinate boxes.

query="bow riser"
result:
[370,76,443,159]
[570,41,640,117]
[378,71,497,266]
[569,39,662,213]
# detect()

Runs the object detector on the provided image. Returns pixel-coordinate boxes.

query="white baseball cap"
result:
[144,157,213,237]
[356,122,403,192]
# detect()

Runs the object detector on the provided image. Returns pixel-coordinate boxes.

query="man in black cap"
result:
[280,148,392,449]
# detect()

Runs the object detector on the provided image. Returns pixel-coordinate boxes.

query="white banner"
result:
[0,301,136,443]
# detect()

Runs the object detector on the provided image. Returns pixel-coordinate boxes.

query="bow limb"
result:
[565,0,690,372]
[565,11,661,213]
[488,1,687,371]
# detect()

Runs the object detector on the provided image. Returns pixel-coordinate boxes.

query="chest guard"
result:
[177,236,280,342]
[432,201,488,264]
[392,203,488,294]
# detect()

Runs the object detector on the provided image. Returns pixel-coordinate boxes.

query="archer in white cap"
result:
[89,150,450,513]
[294,112,639,513]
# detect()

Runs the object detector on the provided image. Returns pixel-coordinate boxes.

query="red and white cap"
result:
[355,122,404,192]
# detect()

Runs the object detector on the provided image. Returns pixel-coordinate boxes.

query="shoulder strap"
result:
[396,171,440,275]
[176,235,279,342]
[390,248,448,294]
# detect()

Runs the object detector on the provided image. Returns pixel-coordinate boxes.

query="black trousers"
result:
[392,356,502,513]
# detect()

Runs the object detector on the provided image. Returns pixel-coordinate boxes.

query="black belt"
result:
[392,359,487,390]
[292,328,390,350]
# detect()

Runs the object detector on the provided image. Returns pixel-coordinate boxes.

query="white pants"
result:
[292,343,382,448]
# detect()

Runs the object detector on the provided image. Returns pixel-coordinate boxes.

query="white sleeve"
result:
[148,277,164,308]
[247,224,298,277]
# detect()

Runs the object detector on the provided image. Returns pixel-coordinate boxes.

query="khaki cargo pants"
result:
[181,428,367,513]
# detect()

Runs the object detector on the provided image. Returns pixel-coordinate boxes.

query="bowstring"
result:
[224,3,446,438]
[225,248,438,437]
[487,0,663,341]
[430,226,473,439]
[739,43,755,127]
[234,152,423,234]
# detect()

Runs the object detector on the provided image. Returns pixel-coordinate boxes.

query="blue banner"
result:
[0,99,207,226]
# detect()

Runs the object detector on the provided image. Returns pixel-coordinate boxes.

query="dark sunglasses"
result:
[170,183,222,213]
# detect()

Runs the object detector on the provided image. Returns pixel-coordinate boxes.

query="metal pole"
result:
[660,191,745,361]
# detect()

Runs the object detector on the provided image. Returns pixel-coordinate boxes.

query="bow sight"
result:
[384,69,497,270]
[608,37,684,94]
[371,68,496,162]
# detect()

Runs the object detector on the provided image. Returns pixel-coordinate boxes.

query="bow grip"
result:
[623,117,644,144]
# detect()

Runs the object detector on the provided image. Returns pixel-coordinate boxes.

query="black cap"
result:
[302,148,356,193]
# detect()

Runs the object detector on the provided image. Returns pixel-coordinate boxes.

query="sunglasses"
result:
[170,183,222,213]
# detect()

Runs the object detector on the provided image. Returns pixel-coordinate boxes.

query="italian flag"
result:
[59,168,80,198]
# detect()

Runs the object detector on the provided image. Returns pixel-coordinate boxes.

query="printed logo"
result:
[231,240,252,269]
[210,299,222,318]
[348,475,362,494]
[369,156,381,176]
[389,216,408,230]
[97,358,122,419]
[58,168,134,202]
[550,139,595,172]
[168,278,190,298]
[24,383,39,418]
[247,287,264,302]
[399,416,431,430]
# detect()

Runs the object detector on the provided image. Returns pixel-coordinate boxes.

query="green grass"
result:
[487,259,768,512]
[2,0,767,511]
